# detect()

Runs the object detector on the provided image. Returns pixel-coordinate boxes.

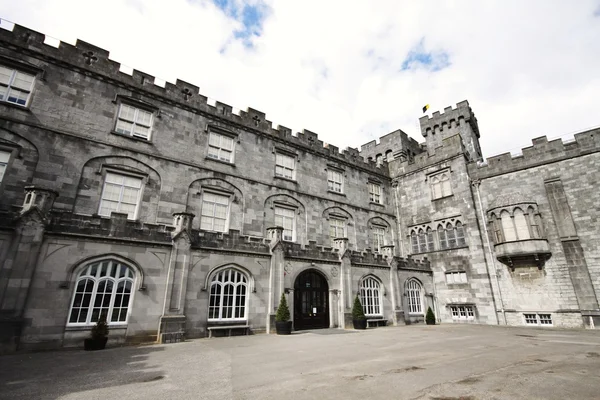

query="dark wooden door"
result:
[294,270,329,330]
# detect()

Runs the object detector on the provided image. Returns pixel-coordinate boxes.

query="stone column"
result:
[267,226,284,333]
[0,187,57,353]
[333,238,353,328]
[158,213,195,343]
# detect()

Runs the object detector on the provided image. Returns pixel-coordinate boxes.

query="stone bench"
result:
[207,325,250,338]
[367,319,387,328]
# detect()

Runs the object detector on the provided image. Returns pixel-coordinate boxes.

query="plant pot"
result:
[275,321,292,335]
[84,337,108,351]
[426,320,436,325]
[353,318,367,330]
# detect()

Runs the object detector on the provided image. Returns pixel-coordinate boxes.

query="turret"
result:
[419,100,482,162]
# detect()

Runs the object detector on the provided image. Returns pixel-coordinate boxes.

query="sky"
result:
[1,0,600,158]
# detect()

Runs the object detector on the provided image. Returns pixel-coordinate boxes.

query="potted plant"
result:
[84,314,109,351]
[275,293,292,335]
[426,306,436,325]
[352,295,367,330]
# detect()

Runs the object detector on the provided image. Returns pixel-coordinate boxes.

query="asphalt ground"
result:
[1,324,599,400]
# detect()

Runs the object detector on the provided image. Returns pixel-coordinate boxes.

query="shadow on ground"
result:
[0,345,165,400]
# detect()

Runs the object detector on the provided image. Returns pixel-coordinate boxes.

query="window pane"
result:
[12,71,34,90]
[0,66,12,85]
[501,212,517,241]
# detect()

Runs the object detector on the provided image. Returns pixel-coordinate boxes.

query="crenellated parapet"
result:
[0,23,387,175]
[359,129,423,164]
[419,100,479,138]
[469,128,600,179]
[419,101,483,162]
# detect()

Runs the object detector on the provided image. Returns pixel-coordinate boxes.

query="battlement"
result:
[359,129,423,163]
[470,128,600,178]
[0,23,388,175]
[419,100,479,139]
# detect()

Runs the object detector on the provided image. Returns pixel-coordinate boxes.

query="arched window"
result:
[411,230,419,253]
[446,222,456,248]
[360,277,382,316]
[438,224,448,250]
[406,279,423,315]
[68,260,135,325]
[208,268,248,321]
[426,227,435,252]
[418,229,427,253]
[430,172,452,199]
[501,211,517,241]
[455,222,466,247]
[513,208,530,240]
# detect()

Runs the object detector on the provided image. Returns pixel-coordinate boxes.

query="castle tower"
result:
[419,100,483,162]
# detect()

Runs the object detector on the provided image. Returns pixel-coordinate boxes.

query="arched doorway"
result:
[294,269,329,330]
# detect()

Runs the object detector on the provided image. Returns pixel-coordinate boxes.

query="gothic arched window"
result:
[68,260,135,325]
[406,279,423,315]
[360,277,382,316]
[208,268,248,321]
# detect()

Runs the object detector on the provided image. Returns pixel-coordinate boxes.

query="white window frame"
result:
[360,277,383,317]
[329,217,346,243]
[368,182,382,204]
[524,313,553,326]
[200,190,231,233]
[208,268,249,322]
[208,131,236,163]
[327,169,344,193]
[0,65,35,107]
[429,170,452,200]
[450,305,475,321]
[371,225,386,252]
[406,279,423,315]
[0,150,10,183]
[67,260,136,327]
[274,205,296,242]
[98,171,144,220]
[114,103,154,140]
[445,271,467,284]
[275,152,295,180]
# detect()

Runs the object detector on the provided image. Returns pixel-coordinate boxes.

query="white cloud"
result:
[1,0,600,158]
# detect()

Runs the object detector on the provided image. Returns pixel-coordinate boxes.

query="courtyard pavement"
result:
[1,324,599,399]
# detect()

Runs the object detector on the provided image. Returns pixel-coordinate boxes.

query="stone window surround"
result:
[111,95,158,141]
[445,270,468,284]
[487,202,544,244]
[274,203,296,242]
[408,217,466,254]
[367,178,383,205]
[325,164,345,194]
[97,168,147,220]
[523,312,552,326]
[449,304,475,320]
[199,187,232,233]
[426,168,453,200]
[206,125,239,165]
[359,275,383,317]
[0,55,42,108]
[66,259,136,327]
[207,266,250,322]
[0,144,19,189]
[405,278,424,315]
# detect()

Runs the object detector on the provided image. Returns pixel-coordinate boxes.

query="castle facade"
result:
[0,23,598,353]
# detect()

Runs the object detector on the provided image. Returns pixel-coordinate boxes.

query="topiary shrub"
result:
[352,295,366,320]
[426,306,436,325]
[275,293,291,322]
[91,314,109,339]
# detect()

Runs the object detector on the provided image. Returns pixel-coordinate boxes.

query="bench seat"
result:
[207,325,250,338]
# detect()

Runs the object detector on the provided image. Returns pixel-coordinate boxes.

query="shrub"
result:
[275,293,291,322]
[352,295,366,320]
[91,314,109,339]
[426,307,436,325]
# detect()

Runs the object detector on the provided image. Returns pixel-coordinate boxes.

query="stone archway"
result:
[293,269,329,330]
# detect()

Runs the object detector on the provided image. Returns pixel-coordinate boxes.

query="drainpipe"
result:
[472,179,507,325]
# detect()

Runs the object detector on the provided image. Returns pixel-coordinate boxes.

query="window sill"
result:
[369,201,384,207]
[0,101,31,112]
[205,156,236,167]
[411,245,469,255]
[327,190,346,197]
[274,175,297,184]
[110,131,153,144]
[431,194,454,201]
[65,325,128,331]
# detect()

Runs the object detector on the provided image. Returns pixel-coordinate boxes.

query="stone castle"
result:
[0,23,598,353]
